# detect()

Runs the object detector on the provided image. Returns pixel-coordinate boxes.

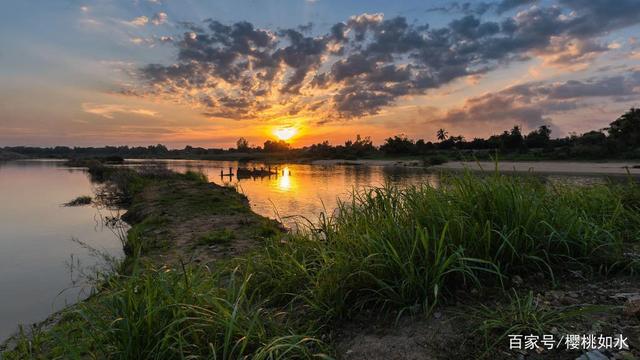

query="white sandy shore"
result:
[311,159,640,176]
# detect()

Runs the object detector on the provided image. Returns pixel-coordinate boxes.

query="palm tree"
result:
[436,128,448,142]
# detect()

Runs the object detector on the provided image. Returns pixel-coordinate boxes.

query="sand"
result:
[434,161,640,176]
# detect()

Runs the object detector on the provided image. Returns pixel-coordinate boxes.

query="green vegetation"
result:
[242,173,640,323]
[63,195,92,207]
[197,228,236,246]
[469,291,601,351]
[3,168,639,358]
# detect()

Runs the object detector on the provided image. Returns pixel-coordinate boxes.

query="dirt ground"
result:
[334,274,640,360]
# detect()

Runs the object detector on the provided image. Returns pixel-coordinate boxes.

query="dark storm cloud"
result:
[132,1,640,121]
[432,71,640,132]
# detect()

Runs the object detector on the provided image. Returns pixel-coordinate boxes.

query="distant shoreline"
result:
[5,157,640,176]
[312,159,640,176]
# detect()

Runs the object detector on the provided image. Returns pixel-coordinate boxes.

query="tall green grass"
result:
[3,264,327,359]
[243,173,640,322]
[468,290,604,354]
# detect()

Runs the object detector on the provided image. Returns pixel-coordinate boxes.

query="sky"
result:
[1,0,639,148]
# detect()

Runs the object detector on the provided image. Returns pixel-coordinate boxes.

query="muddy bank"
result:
[120,174,282,266]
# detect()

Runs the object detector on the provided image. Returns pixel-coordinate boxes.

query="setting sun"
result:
[273,127,297,141]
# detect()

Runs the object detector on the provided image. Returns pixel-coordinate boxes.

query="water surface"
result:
[0,160,123,340]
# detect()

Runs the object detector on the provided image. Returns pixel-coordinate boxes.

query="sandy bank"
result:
[311,159,422,167]
[434,161,640,176]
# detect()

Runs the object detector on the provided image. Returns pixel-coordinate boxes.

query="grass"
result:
[468,290,604,352]
[2,265,328,360]
[198,228,236,246]
[242,173,640,325]
[63,195,92,206]
[3,169,639,358]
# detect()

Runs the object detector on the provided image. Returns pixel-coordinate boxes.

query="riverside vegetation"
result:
[2,164,640,359]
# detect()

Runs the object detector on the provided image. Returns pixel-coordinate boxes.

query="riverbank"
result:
[2,166,640,359]
[312,158,640,176]
[435,161,640,176]
[0,150,27,161]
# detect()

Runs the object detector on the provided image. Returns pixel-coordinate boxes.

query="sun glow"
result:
[273,127,297,141]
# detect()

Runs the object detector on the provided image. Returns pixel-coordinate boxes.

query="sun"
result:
[273,127,297,141]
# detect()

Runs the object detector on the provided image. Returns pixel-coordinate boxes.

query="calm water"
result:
[0,160,124,341]
[0,159,614,341]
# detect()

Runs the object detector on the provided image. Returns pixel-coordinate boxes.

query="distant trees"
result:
[4,108,639,160]
[380,135,416,155]
[525,125,552,148]
[236,137,250,152]
[607,108,640,149]
[307,135,377,159]
[344,135,376,157]
[503,126,524,151]
[263,139,290,152]
[436,129,448,141]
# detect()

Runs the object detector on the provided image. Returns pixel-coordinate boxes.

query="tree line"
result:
[303,108,640,160]
[3,108,639,160]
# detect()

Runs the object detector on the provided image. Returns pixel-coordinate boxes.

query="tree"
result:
[436,128,448,142]
[344,134,376,157]
[263,140,290,152]
[525,125,552,148]
[503,125,524,150]
[577,131,607,146]
[380,134,416,155]
[607,108,640,149]
[236,137,250,152]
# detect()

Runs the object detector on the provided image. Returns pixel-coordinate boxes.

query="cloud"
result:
[128,16,149,27]
[495,0,537,13]
[532,36,608,70]
[128,1,640,122]
[82,103,159,119]
[428,71,640,134]
[426,0,535,15]
[152,12,168,26]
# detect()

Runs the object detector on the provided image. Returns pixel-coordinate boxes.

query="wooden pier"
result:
[236,166,279,179]
[220,166,286,180]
